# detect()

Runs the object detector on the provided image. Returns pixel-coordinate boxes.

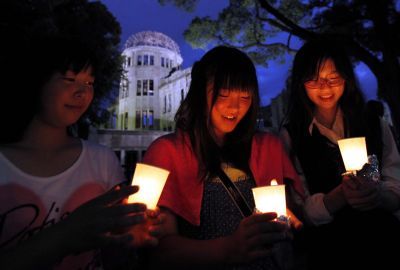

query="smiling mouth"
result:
[223,115,236,120]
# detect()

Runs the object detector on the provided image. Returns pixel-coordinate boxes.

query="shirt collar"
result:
[308,108,344,144]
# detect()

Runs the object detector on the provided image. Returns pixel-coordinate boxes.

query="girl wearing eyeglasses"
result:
[280,39,400,269]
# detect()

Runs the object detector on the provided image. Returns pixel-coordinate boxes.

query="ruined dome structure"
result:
[124,31,181,55]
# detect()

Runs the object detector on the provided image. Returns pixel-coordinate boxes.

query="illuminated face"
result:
[38,67,94,128]
[304,58,345,113]
[207,87,252,144]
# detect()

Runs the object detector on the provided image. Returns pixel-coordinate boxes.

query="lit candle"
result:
[127,163,169,210]
[252,179,287,217]
[338,137,368,174]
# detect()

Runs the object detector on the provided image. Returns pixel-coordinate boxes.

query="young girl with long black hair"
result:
[281,39,400,270]
[143,45,304,269]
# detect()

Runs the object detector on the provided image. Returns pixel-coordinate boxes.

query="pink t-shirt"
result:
[143,131,305,226]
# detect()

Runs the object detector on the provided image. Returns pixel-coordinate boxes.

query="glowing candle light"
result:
[338,137,368,174]
[127,163,169,210]
[252,179,287,217]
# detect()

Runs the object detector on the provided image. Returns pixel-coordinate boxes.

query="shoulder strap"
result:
[215,167,253,218]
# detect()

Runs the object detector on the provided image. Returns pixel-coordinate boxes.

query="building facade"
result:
[96,31,192,179]
[98,31,287,179]
[117,31,191,132]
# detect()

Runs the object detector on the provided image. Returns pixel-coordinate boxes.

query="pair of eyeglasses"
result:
[304,77,344,89]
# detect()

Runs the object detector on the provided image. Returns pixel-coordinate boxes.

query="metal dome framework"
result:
[124,31,181,55]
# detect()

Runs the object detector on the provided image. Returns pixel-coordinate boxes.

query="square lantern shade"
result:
[252,180,286,217]
[127,163,169,210]
[338,137,368,173]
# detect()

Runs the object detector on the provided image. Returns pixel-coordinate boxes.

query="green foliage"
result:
[277,0,309,23]
[167,0,399,76]
[184,17,218,49]
[177,0,308,64]
[163,0,400,134]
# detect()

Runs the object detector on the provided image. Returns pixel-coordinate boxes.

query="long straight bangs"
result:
[296,48,331,83]
[209,58,260,120]
[180,46,260,178]
[299,42,353,85]
[31,36,97,80]
[208,59,259,173]
[209,61,260,145]
[298,41,363,116]
[53,39,97,76]
[210,54,258,94]
[287,42,333,130]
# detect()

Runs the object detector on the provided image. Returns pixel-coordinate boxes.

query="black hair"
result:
[366,100,384,118]
[175,46,260,179]
[0,35,97,143]
[283,39,382,163]
[365,100,384,164]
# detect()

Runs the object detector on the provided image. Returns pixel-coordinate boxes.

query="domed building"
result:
[97,31,191,178]
[117,31,191,131]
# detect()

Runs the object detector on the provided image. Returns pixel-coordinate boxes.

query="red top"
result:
[143,131,305,226]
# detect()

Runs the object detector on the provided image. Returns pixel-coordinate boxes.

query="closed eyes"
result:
[62,77,94,86]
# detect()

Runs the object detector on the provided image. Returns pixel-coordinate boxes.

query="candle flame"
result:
[338,137,368,172]
[128,163,169,210]
[252,181,287,217]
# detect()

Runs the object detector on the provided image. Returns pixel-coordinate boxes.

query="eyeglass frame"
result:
[303,76,345,89]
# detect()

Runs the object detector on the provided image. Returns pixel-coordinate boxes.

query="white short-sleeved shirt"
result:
[0,140,125,270]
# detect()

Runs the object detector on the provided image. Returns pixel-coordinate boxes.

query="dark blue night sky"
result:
[101,0,377,106]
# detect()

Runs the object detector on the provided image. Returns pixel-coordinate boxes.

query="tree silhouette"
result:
[159,0,400,137]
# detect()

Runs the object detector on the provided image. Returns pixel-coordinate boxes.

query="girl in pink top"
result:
[143,46,304,269]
